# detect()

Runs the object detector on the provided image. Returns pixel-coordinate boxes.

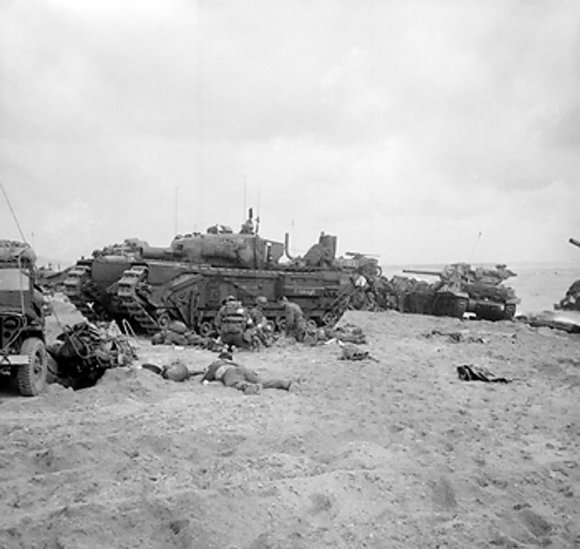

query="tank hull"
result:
[116,260,357,334]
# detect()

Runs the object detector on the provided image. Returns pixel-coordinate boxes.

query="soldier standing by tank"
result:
[215,295,251,350]
[280,297,307,342]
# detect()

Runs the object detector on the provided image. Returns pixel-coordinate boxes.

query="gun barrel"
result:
[141,245,176,260]
[402,269,440,276]
[569,237,580,248]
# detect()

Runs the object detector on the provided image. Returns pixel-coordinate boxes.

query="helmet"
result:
[218,351,233,360]
[256,296,268,306]
[224,295,236,303]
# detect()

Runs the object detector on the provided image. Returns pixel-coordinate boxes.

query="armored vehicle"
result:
[0,240,48,396]
[116,230,374,334]
[402,263,518,320]
[555,238,580,311]
[63,238,146,321]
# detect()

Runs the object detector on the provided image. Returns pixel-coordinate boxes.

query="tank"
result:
[555,238,580,311]
[62,209,381,334]
[115,227,378,335]
[62,238,146,321]
[402,263,519,320]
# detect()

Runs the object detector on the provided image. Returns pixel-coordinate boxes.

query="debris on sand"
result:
[457,364,512,383]
[338,342,378,362]
[47,321,137,389]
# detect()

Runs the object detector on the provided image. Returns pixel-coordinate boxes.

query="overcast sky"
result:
[1,0,579,266]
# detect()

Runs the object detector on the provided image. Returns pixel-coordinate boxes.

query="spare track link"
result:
[117,266,158,334]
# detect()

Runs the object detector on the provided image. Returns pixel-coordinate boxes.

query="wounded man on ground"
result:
[201,351,292,395]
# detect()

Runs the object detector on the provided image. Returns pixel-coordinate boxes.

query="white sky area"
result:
[0,0,579,266]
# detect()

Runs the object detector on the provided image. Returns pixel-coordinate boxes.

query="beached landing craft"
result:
[402,263,519,320]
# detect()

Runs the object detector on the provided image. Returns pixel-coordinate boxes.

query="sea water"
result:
[382,262,580,316]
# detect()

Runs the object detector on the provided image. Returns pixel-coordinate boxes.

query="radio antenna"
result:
[256,181,261,235]
[1,181,27,242]
[468,231,482,263]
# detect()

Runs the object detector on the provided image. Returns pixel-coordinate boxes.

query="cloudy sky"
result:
[0,0,578,266]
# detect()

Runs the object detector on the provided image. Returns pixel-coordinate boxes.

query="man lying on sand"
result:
[201,351,292,395]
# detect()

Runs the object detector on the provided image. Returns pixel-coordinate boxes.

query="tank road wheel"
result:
[199,321,215,337]
[503,304,516,320]
[157,312,171,330]
[275,316,287,332]
[306,319,318,331]
[322,311,338,327]
[16,338,48,397]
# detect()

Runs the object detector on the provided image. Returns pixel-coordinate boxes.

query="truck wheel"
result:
[17,338,48,396]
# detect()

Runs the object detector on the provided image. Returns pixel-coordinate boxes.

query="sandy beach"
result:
[0,301,578,548]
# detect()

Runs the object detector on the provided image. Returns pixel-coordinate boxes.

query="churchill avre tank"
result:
[64,210,380,334]
[402,263,519,320]
[555,237,580,311]
[62,238,147,321]
[116,214,380,334]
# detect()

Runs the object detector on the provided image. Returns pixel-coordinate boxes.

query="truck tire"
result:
[17,338,48,397]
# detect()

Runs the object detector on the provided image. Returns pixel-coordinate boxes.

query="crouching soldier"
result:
[215,295,252,350]
[280,297,307,342]
[248,295,274,347]
[201,351,292,395]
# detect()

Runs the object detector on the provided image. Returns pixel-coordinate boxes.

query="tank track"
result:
[63,266,100,321]
[117,266,159,334]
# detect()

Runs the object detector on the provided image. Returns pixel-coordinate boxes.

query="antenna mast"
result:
[1,182,27,242]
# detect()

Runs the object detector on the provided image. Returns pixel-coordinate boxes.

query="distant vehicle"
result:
[402,263,519,320]
[0,240,48,396]
[555,237,580,311]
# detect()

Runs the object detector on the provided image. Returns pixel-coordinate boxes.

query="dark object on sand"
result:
[457,365,511,383]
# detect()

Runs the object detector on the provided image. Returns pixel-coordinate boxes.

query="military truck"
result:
[0,240,48,396]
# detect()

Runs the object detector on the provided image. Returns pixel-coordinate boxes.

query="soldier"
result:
[201,351,292,394]
[280,297,307,342]
[248,295,273,347]
[215,295,251,350]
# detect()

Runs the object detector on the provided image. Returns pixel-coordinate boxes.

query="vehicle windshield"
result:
[0,268,30,291]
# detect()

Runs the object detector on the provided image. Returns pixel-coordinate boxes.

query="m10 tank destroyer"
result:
[555,237,580,311]
[402,263,519,320]
[116,225,379,335]
[0,240,49,396]
[63,238,146,321]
